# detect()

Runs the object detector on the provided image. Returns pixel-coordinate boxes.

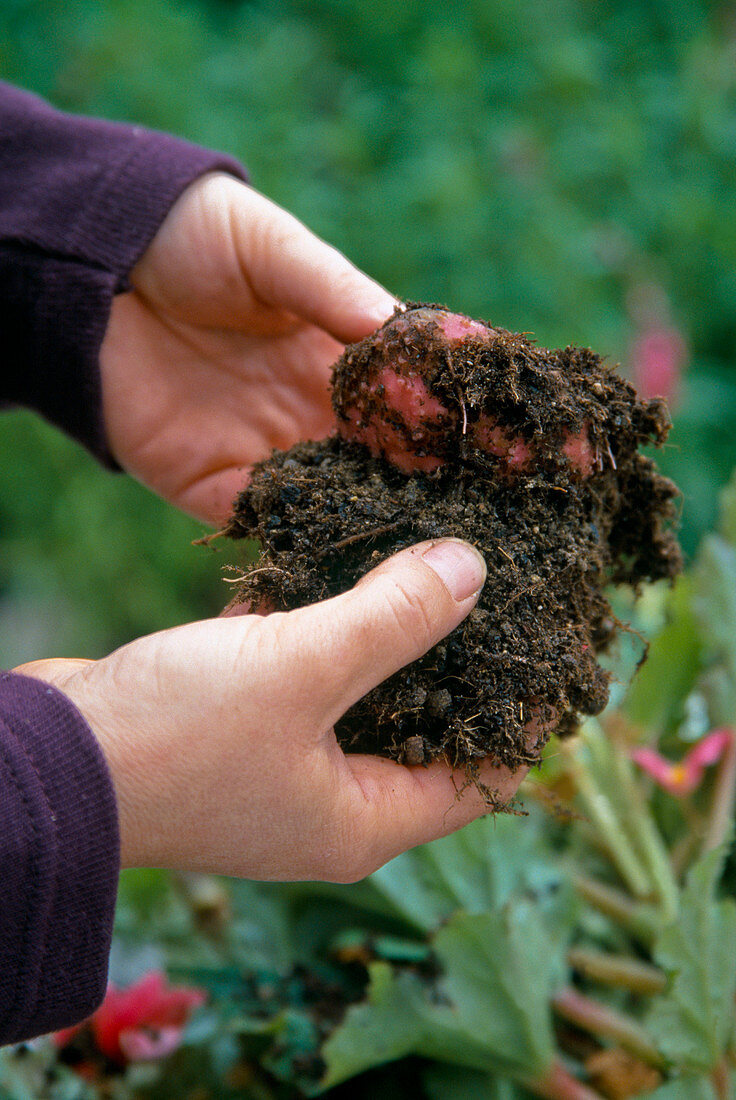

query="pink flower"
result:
[630,325,687,408]
[55,971,206,1067]
[631,728,733,796]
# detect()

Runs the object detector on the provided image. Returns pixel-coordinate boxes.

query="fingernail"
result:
[367,297,402,326]
[422,539,487,602]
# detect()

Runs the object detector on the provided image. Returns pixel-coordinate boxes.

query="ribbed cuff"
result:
[0,671,120,1044]
[0,246,121,464]
[64,127,247,279]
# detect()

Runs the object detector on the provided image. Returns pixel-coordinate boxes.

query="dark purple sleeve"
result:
[0,81,247,462]
[0,672,120,1043]
[0,85,249,1044]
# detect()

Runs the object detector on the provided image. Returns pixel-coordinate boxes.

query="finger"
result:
[233,185,399,343]
[330,753,528,882]
[274,538,487,731]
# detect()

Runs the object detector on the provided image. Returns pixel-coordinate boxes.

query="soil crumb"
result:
[222,305,682,778]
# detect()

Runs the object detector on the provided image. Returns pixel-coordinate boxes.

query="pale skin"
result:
[15,174,529,881]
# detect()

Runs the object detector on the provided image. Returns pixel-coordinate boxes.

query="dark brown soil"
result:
[222,306,681,781]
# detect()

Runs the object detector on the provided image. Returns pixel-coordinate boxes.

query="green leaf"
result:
[423,1064,524,1100]
[0,1045,97,1100]
[695,537,736,673]
[646,849,736,1072]
[643,1077,718,1099]
[433,905,559,1073]
[225,879,298,974]
[625,576,702,735]
[321,901,562,1089]
[319,962,428,1087]
[289,809,565,938]
[378,811,565,931]
[717,469,736,548]
[693,473,736,726]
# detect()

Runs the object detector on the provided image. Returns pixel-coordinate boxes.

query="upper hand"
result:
[100,174,397,524]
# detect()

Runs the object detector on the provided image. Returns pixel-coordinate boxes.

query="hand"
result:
[16,540,529,881]
[100,174,396,525]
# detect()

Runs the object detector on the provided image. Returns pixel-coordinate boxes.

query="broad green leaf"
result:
[694,533,736,725]
[433,905,559,1073]
[319,963,429,1087]
[695,536,736,669]
[0,1045,96,1100]
[646,849,736,1072]
[423,1064,524,1100]
[116,868,176,919]
[288,809,565,938]
[366,812,562,933]
[321,901,561,1088]
[224,879,297,974]
[625,576,702,735]
[114,868,193,946]
[642,1078,717,1099]
[717,469,736,548]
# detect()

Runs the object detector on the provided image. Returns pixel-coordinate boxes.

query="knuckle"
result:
[384,577,438,655]
[318,809,381,885]
[246,611,298,680]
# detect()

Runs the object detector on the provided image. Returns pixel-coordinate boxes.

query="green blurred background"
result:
[1,0,735,666]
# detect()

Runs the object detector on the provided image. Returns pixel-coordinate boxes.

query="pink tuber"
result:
[335,307,595,477]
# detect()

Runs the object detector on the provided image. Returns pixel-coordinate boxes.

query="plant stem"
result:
[566,948,666,995]
[608,744,679,921]
[552,988,664,1068]
[522,1058,604,1100]
[576,722,678,919]
[571,762,653,899]
[711,1056,731,1100]
[702,728,736,856]
[669,825,702,880]
[573,875,661,946]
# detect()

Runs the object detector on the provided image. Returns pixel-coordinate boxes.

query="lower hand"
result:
[16,540,528,881]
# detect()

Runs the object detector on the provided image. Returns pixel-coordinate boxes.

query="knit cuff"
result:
[64,127,247,279]
[0,671,120,1043]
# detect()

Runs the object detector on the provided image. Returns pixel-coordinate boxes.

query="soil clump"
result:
[222,305,681,783]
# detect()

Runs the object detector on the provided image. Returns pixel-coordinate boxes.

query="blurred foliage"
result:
[0,412,241,659]
[2,8,736,1096]
[1,0,736,662]
[628,472,736,742]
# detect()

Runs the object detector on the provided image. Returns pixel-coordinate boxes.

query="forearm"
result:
[0,83,250,1043]
[0,82,246,461]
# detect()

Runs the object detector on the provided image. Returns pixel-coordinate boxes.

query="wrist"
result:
[13,657,95,687]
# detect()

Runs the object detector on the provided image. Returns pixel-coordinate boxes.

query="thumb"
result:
[283,538,487,731]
